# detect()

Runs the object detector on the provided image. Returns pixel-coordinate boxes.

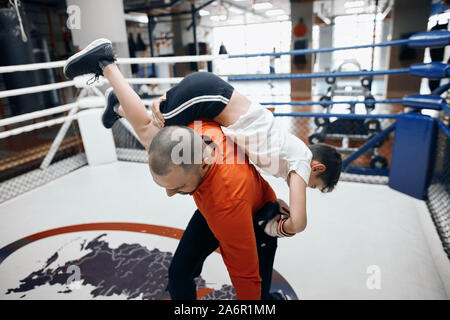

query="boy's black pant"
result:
[168,209,277,300]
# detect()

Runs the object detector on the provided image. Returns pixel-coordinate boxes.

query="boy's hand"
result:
[150,94,166,128]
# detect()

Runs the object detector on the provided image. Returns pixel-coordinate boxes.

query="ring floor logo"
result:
[0,223,298,300]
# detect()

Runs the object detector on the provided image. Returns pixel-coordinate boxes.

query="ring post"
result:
[77,108,117,166]
[388,114,437,200]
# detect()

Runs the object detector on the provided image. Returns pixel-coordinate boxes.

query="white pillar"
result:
[77,108,117,166]
[66,0,131,76]
[316,25,333,72]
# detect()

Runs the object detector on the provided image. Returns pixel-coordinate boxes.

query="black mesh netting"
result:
[426,125,450,259]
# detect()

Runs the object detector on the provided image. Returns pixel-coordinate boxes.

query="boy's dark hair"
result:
[308,143,342,193]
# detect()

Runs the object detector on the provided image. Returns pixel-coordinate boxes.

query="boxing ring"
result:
[0,31,449,300]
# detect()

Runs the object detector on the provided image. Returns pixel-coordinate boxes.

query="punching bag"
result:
[30,25,61,108]
[0,7,45,115]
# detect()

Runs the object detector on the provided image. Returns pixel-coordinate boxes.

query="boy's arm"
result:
[283,171,308,234]
[261,172,307,237]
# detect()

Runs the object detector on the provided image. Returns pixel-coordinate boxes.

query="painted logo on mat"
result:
[0,223,298,300]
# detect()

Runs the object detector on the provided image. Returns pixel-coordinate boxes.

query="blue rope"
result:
[260,99,404,106]
[228,68,410,81]
[228,39,410,58]
[440,102,450,116]
[436,119,450,139]
[273,112,400,119]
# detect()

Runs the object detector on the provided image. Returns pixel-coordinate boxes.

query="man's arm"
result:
[205,199,262,300]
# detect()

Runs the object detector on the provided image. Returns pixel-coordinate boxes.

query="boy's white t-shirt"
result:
[221,102,312,184]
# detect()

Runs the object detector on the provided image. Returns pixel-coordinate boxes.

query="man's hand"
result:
[150,93,166,128]
[256,199,294,238]
[263,199,295,238]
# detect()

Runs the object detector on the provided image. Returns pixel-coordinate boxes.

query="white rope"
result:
[0,54,229,75]
[0,102,79,127]
[0,60,65,73]
[116,54,228,65]
[125,76,229,85]
[0,81,75,99]
[0,114,80,140]
[125,77,184,85]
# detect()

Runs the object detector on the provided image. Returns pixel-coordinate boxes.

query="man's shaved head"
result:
[148,126,205,176]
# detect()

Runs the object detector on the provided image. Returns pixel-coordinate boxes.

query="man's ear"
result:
[311,160,326,173]
[201,146,214,166]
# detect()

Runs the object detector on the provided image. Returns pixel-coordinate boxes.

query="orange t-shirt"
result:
[188,119,277,300]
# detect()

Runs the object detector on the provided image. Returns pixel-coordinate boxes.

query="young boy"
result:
[65,38,342,238]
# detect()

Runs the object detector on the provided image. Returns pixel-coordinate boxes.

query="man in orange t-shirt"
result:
[149,119,277,300]
[63,43,285,299]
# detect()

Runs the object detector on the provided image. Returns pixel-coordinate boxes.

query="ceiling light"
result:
[229,7,244,14]
[277,15,290,20]
[210,15,227,21]
[345,7,365,14]
[344,1,365,8]
[253,2,272,10]
[199,10,210,16]
[266,9,285,16]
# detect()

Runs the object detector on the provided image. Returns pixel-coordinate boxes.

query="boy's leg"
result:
[168,209,219,299]
[63,39,158,151]
[102,63,159,151]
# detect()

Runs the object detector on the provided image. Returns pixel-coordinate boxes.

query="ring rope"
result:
[1,31,448,74]
[260,99,404,106]
[0,102,79,127]
[228,68,410,81]
[0,114,80,140]
[0,81,76,99]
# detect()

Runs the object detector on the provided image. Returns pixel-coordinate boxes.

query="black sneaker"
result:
[102,87,121,129]
[63,38,116,80]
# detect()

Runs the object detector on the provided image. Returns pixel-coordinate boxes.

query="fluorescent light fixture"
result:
[266,9,284,16]
[253,2,272,10]
[229,7,244,14]
[210,15,227,21]
[233,0,247,2]
[199,10,210,16]
[344,1,365,8]
[125,13,148,24]
[277,15,290,20]
[345,7,365,14]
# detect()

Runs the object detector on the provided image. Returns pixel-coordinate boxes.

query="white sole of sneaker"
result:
[63,38,112,75]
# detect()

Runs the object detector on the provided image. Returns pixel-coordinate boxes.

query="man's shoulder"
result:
[188,118,223,135]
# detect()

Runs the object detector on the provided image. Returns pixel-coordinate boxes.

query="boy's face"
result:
[308,160,326,190]
[308,174,325,190]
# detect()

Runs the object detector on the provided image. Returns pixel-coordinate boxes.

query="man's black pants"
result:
[167,209,277,300]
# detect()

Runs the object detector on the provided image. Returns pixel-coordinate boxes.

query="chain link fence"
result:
[426,121,450,259]
[273,107,395,184]
[0,116,87,203]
